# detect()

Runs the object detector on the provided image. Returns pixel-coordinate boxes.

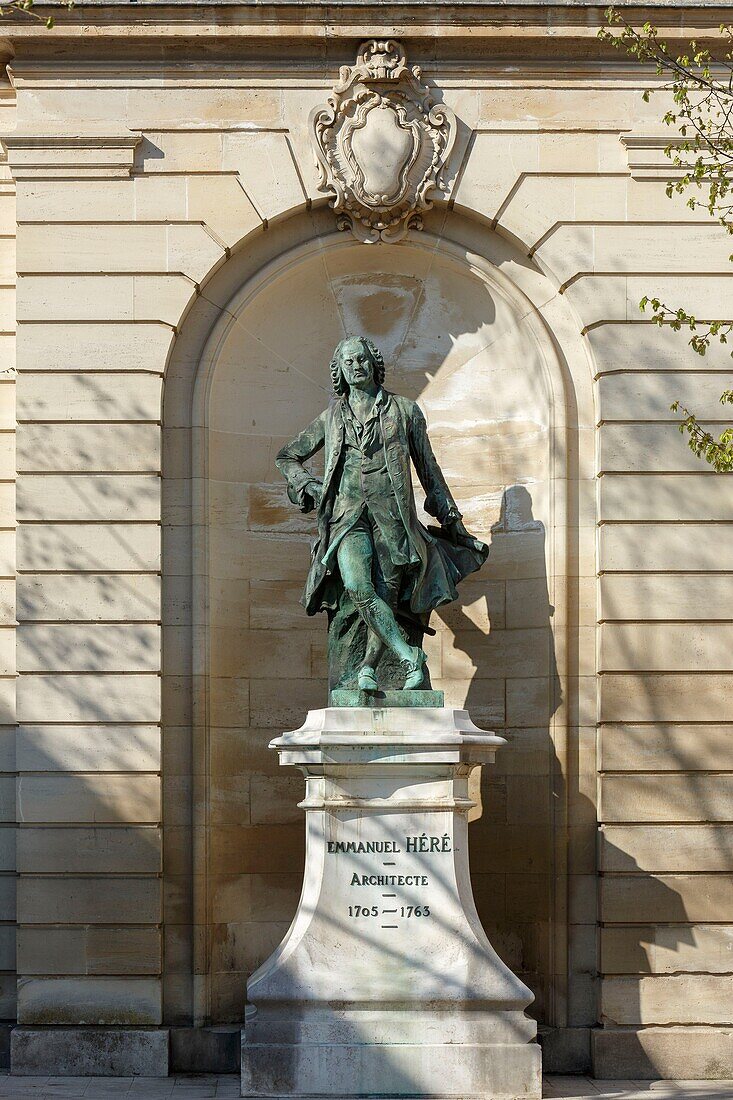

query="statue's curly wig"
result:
[329,337,386,397]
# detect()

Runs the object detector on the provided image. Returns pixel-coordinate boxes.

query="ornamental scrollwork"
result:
[310,40,456,244]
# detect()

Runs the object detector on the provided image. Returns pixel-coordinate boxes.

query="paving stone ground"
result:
[0,1079,733,1100]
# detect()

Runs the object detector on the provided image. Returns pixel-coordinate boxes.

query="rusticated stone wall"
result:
[0,3,730,1077]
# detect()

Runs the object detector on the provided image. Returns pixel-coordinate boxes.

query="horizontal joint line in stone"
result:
[17,571,161,577]
[19,721,161,727]
[19,272,197,282]
[17,370,166,378]
[16,219,230,228]
[17,320,173,328]
[600,771,733,778]
[18,469,162,476]
[18,670,162,676]
[18,521,162,527]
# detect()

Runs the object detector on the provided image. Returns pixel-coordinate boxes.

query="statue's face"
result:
[338,338,375,390]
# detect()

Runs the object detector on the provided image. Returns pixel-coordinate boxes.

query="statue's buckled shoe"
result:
[402,648,427,690]
[357,665,378,692]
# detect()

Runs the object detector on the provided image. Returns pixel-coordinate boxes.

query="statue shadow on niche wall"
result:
[442,483,562,1017]
[445,484,692,1026]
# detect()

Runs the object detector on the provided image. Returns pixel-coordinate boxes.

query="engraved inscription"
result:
[326,833,453,930]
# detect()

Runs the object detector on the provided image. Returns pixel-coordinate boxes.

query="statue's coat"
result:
[276,390,487,618]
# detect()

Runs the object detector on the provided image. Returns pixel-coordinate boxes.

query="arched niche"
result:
[161,207,596,1030]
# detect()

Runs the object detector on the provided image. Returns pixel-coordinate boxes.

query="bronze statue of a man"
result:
[276,336,488,693]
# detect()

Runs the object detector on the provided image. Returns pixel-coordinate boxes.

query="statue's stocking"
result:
[363,630,384,670]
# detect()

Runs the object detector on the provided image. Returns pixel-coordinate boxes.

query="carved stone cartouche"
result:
[310,40,456,243]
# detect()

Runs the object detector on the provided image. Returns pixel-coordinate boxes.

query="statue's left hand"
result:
[443,516,471,546]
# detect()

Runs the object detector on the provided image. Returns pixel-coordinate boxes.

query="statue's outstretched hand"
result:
[444,515,471,546]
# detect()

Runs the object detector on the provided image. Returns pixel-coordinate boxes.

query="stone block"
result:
[0,487,15,531]
[601,774,733,823]
[0,581,14,625]
[0,680,14,728]
[0,975,16,1022]
[140,130,224,173]
[17,775,160,823]
[598,223,733,274]
[469,824,551,874]
[600,673,733,722]
[210,872,302,924]
[241,1038,541,1100]
[16,178,135,221]
[210,627,312,680]
[0,780,15,824]
[19,272,192,327]
[504,579,552,630]
[499,177,574,251]
[0,926,15,971]
[589,322,733,374]
[17,724,160,772]
[17,826,161,873]
[18,524,160,572]
[0,436,15,482]
[0,826,13,872]
[17,473,160,521]
[222,132,306,223]
[17,673,160,724]
[506,678,552,728]
[601,874,733,923]
[170,1026,240,1073]
[18,573,160,622]
[0,875,15,923]
[534,225,594,287]
[601,824,733,872]
[186,174,262,249]
[11,1026,169,1076]
[18,875,161,924]
[17,925,161,976]
[625,275,732,322]
[211,919,291,978]
[0,375,14,429]
[210,824,304,875]
[249,773,306,826]
[167,223,226,283]
[17,977,162,1026]
[17,320,172,373]
[592,1025,733,1079]
[18,274,135,322]
[600,573,733,622]
[599,422,724,473]
[600,622,733,672]
[249,678,325,729]
[17,222,168,274]
[598,371,733,422]
[599,523,733,573]
[602,974,733,1026]
[17,365,161,424]
[0,1024,10,1069]
[433,677,504,727]
[601,924,733,975]
[17,423,161,473]
[600,472,733,522]
[537,1025,591,1074]
[0,631,14,678]
[18,623,160,672]
[601,723,733,773]
[456,132,539,221]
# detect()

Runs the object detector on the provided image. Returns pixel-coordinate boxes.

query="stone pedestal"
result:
[241,704,541,1100]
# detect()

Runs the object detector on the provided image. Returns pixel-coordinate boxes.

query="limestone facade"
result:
[0,0,729,1080]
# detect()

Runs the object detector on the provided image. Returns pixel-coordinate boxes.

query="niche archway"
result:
[161,206,596,1030]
